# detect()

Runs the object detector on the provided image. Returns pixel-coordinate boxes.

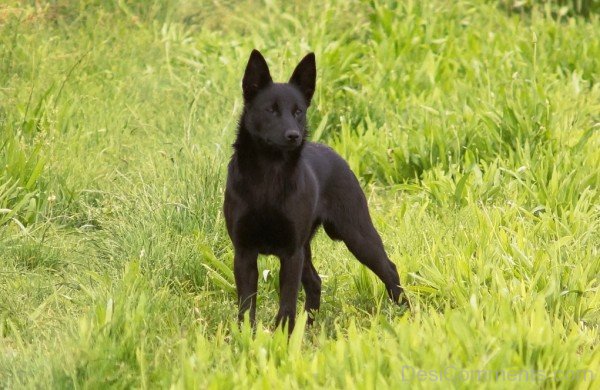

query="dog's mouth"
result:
[262,138,302,151]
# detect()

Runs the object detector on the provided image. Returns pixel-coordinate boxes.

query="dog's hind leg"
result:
[346,224,409,307]
[301,243,321,325]
[325,210,409,308]
[234,248,259,326]
[275,248,305,333]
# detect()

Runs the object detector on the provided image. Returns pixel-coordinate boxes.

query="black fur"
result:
[224,50,409,333]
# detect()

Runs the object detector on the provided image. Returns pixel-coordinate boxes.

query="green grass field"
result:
[1,0,599,388]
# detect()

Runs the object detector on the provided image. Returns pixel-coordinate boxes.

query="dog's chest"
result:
[237,207,295,254]
[228,159,315,254]
[235,171,301,254]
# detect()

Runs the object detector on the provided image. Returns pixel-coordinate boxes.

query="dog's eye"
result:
[294,109,303,117]
[266,106,278,115]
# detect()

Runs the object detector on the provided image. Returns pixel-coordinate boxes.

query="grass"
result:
[0,0,599,388]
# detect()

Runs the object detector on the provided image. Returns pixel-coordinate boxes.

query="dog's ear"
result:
[289,53,316,106]
[242,49,272,102]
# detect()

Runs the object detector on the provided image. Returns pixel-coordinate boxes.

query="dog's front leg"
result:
[234,248,259,326]
[275,248,304,334]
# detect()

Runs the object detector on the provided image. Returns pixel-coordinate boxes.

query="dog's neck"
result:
[233,122,304,172]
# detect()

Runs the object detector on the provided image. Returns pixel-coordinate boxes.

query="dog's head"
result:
[241,50,316,152]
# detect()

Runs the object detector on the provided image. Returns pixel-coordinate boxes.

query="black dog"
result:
[224,50,409,332]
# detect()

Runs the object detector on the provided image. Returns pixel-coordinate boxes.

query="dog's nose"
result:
[285,130,300,142]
